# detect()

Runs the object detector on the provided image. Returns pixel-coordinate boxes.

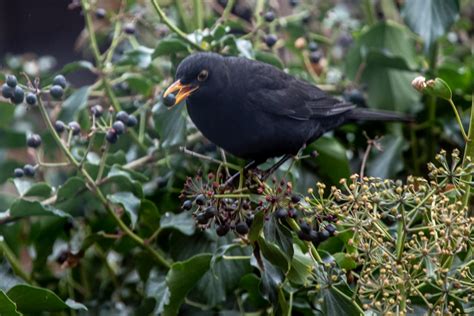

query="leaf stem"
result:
[461,98,474,209]
[150,0,204,51]
[448,99,469,141]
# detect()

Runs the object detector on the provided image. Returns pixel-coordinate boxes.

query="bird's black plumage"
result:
[167,52,407,163]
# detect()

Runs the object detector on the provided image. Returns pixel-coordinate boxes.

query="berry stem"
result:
[150,0,204,51]
[37,95,171,269]
[461,98,474,209]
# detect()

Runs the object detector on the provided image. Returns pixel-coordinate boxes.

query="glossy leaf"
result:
[107,192,141,229]
[59,85,91,122]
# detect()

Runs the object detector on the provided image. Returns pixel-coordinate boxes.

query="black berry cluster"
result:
[14,164,37,178]
[105,110,138,144]
[50,75,67,99]
[2,74,24,104]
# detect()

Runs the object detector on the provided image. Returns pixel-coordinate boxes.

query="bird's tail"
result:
[347,108,413,122]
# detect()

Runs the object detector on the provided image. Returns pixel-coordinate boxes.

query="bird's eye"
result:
[197,70,209,82]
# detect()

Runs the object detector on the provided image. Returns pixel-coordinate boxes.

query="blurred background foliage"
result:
[0,0,472,315]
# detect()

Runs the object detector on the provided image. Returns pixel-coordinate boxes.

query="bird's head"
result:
[163,52,229,107]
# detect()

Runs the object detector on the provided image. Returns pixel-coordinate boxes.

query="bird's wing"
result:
[245,65,355,121]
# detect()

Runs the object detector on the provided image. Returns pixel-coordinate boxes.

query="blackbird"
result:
[164,52,408,175]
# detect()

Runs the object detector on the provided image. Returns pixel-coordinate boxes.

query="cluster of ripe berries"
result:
[104,109,138,144]
[1,74,67,105]
[13,133,43,178]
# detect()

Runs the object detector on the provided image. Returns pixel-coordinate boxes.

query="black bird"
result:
[164,52,408,177]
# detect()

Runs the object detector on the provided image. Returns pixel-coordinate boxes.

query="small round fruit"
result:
[112,121,126,135]
[308,41,318,52]
[204,206,217,219]
[309,51,322,64]
[6,75,17,87]
[310,150,318,158]
[52,75,67,89]
[14,168,24,178]
[291,195,300,203]
[105,129,118,144]
[26,93,37,105]
[275,208,288,219]
[325,224,336,236]
[195,194,206,206]
[310,230,320,243]
[1,83,13,98]
[318,230,330,242]
[299,221,311,234]
[235,222,249,235]
[91,105,104,118]
[264,10,275,22]
[181,200,193,210]
[343,89,366,107]
[289,0,299,7]
[288,208,297,218]
[23,164,36,177]
[12,86,24,104]
[126,115,138,127]
[54,120,66,134]
[297,230,311,241]
[116,111,129,124]
[50,85,64,99]
[264,34,278,48]
[196,213,209,224]
[163,93,176,107]
[124,23,136,35]
[95,8,106,19]
[68,121,81,135]
[27,134,42,148]
[216,224,230,236]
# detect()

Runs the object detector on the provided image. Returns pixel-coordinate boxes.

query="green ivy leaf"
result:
[163,254,212,316]
[0,290,20,316]
[9,200,71,219]
[59,86,91,122]
[401,0,460,52]
[7,284,87,313]
[107,192,141,229]
[160,211,195,236]
[153,37,189,58]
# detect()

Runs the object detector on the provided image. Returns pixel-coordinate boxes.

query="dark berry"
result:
[291,195,300,203]
[245,214,254,227]
[6,75,17,87]
[105,129,118,144]
[112,121,126,135]
[12,86,24,104]
[204,206,217,219]
[264,11,275,22]
[310,51,322,64]
[126,115,138,127]
[124,23,136,35]
[95,8,106,19]
[264,34,278,48]
[50,85,64,99]
[68,121,81,136]
[289,0,299,7]
[54,120,66,134]
[318,230,330,242]
[23,164,36,177]
[310,150,319,158]
[310,230,320,243]
[27,134,42,148]
[52,75,67,89]
[182,200,193,210]
[216,224,230,236]
[308,41,318,52]
[235,222,249,235]
[116,111,129,124]
[26,93,37,105]
[325,224,336,236]
[163,93,176,107]
[195,194,206,206]
[2,84,13,98]
[91,105,104,118]
[14,168,24,178]
[275,208,288,219]
[297,230,311,241]
[299,221,311,234]
[196,213,209,225]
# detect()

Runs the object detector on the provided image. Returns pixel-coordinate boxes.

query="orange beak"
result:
[163,80,199,107]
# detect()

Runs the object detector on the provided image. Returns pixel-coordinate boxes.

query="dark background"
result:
[0,0,84,68]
